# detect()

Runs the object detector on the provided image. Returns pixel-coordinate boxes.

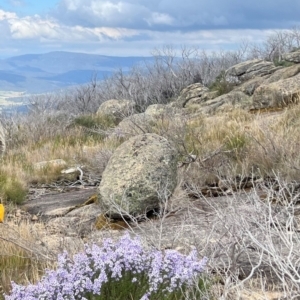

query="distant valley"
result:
[0,51,153,94]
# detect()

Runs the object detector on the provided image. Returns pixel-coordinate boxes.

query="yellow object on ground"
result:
[0,204,5,223]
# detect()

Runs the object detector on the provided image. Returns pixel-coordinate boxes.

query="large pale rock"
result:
[282,50,300,63]
[201,90,219,101]
[145,104,166,117]
[226,60,263,77]
[187,91,251,115]
[97,99,136,122]
[114,113,152,137]
[252,74,300,109]
[235,77,266,96]
[226,59,276,80]
[23,187,98,217]
[265,64,300,84]
[98,133,178,218]
[175,83,209,107]
[145,104,182,121]
[185,91,219,109]
[242,61,276,79]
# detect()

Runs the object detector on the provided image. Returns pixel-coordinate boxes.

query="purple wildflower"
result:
[5,233,207,300]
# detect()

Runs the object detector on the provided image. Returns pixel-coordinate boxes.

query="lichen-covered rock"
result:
[188,91,252,115]
[282,50,300,63]
[97,99,136,122]
[226,60,263,77]
[175,83,209,108]
[98,133,178,218]
[242,61,277,79]
[184,91,219,109]
[252,74,300,109]
[235,77,266,96]
[201,90,219,101]
[145,104,182,120]
[114,113,152,137]
[264,64,300,84]
[145,104,168,118]
[226,59,276,80]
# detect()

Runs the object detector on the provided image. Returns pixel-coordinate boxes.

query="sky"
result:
[0,0,300,58]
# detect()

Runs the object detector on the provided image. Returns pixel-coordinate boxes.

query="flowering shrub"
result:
[5,233,207,300]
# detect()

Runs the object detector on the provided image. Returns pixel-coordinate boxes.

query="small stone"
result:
[31,215,38,221]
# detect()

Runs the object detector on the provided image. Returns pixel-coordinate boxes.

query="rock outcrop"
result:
[195,91,252,114]
[172,49,300,115]
[225,59,277,80]
[98,133,178,218]
[114,113,152,137]
[264,64,300,84]
[282,49,300,63]
[144,104,166,117]
[175,83,209,108]
[252,74,300,109]
[97,99,136,122]
[235,77,266,96]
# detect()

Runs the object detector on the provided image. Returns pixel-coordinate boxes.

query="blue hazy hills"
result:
[0,51,152,93]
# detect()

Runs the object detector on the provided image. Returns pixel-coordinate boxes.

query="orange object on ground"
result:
[0,204,4,223]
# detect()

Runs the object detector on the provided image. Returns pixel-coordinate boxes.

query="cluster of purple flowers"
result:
[5,233,207,300]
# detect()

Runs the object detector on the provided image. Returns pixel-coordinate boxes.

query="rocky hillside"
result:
[2,49,300,299]
[174,49,300,114]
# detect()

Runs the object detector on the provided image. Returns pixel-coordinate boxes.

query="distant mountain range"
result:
[0,51,153,93]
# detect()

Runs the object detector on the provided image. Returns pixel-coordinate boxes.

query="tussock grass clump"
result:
[143,105,300,185]
[1,113,125,189]
[209,70,235,96]
[0,169,27,205]
[0,222,53,298]
[274,59,294,67]
[73,114,119,131]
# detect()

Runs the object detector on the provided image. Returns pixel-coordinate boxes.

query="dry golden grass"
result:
[143,104,300,185]
[1,100,300,298]
[1,102,300,201]
[1,123,125,192]
[0,220,55,298]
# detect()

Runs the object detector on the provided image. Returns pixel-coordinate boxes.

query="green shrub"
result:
[0,171,27,205]
[74,114,118,130]
[209,70,235,96]
[72,114,120,141]
[273,59,294,67]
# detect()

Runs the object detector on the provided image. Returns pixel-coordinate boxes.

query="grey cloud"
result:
[0,22,273,58]
[51,0,300,31]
